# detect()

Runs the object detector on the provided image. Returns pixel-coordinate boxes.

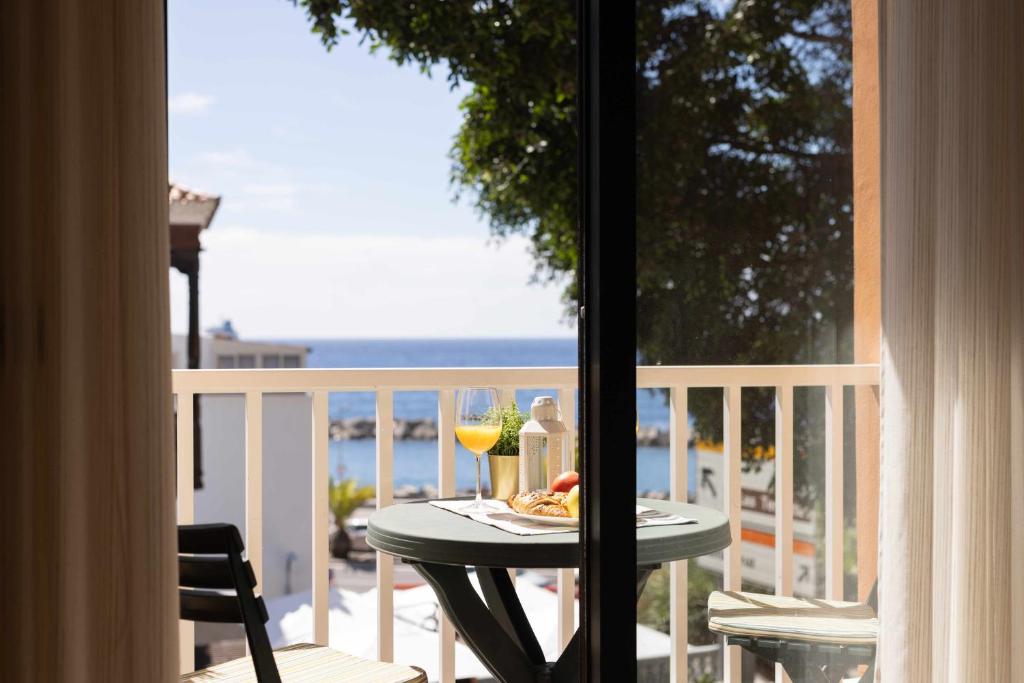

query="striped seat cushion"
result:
[181,643,427,683]
[707,591,878,646]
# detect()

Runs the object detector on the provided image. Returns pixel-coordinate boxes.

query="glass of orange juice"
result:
[455,387,502,512]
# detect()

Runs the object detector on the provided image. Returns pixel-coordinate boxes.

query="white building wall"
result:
[171,334,308,370]
[193,393,314,599]
[191,393,315,648]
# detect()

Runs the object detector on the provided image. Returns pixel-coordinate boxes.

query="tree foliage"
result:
[293,1,854,495]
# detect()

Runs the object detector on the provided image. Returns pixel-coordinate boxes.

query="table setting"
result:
[365,385,732,683]
[440,387,697,533]
[429,498,697,535]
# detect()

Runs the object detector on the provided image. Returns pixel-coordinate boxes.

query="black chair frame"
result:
[178,523,282,683]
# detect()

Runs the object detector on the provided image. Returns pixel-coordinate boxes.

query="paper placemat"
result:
[429,499,697,536]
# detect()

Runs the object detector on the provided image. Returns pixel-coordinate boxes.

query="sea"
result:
[288,338,696,496]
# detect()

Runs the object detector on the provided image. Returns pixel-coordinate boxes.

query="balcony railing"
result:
[173,363,880,683]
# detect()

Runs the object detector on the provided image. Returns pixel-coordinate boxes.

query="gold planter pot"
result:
[488,454,520,500]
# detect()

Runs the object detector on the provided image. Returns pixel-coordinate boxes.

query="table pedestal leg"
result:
[477,567,547,665]
[412,563,662,683]
[637,564,656,597]
[412,562,543,683]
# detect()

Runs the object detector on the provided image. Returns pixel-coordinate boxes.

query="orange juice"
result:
[455,425,500,455]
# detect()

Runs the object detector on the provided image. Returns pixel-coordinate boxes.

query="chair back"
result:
[178,523,281,683]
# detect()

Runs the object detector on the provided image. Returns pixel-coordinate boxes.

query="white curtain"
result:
[0,1,177,680]
[878,0,1024,680]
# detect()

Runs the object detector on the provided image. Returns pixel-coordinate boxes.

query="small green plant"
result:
[486,403,528,455]
[329,477,375,526]
[329,476,375,559]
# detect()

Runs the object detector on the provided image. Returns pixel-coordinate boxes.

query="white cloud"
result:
[169,92,214,115]
[235,183,298,212]
[169,227,572,338]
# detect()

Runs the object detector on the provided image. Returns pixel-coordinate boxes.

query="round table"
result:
[368,498,731,683]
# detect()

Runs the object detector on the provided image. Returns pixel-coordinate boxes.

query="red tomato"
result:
[551,470,580,493]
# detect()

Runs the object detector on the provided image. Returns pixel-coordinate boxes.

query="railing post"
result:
[557,386,577,649]
[245,391,264,659]
[245,392,264,592]
[311,391,330,646]
[376,389,395,661]
[176,393,195,674]
[499,386,517,586]
[498,387,517,409]
[723,385,742,683]
[669,386,689,683]
[437,389,456,683]
[774,385,794,683]
[825,385,845,600]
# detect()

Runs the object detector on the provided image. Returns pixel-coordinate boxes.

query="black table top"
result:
[367,497,731,568]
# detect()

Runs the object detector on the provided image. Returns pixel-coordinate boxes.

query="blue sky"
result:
[168,0,571,339]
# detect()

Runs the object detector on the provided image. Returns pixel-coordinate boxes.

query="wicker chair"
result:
[707,583,877,683]
[178,523,426,683]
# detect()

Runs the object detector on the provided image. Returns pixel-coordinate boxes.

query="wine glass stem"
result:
[475,453,483,504]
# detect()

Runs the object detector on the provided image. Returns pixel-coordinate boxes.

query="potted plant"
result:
[486,403,528,499]
[329,476,375,559]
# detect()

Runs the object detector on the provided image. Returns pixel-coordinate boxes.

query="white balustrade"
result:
[436,388,457,682]
[722,385,743,683]
[825,385,845,601]
[311,391,330,646]
[172,364,879,682]
[375,389,395,660]
[244,392,264,608]
[774,385,794,683]
[669,386,689,682]
[175,393,195,675]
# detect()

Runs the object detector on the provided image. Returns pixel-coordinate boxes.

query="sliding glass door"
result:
[579,1,859,681]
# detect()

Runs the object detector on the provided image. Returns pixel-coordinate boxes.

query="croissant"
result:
[507,490,571,517]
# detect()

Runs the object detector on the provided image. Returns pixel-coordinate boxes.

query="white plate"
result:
[511,511,579,527]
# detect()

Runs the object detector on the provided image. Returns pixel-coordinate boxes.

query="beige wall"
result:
[852,0,882,601]
[0,1,177,680]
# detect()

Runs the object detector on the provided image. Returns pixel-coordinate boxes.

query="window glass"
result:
[635,2,857,679]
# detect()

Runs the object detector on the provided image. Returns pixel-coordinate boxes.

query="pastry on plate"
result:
[507,490,571,518]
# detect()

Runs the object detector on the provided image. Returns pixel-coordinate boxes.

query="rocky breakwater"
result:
[329,417,670,446]
[636,425,670,448]
[329,417,439,441]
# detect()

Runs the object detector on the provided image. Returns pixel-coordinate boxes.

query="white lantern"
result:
[518,396,567,492]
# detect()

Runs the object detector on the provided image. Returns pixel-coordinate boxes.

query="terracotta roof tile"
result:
[169,181,221,230]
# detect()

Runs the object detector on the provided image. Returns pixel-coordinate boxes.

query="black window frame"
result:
[578,1,638,680]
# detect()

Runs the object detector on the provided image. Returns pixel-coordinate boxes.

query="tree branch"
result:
[789,30,851,48]
[715,139,848,162]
